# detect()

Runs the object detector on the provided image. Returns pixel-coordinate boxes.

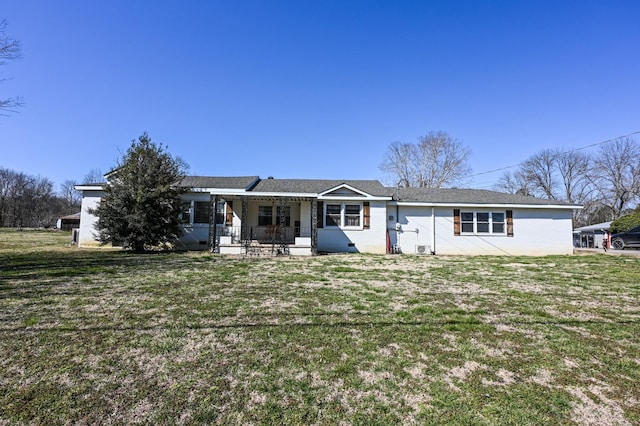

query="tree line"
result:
[0,167,102,228]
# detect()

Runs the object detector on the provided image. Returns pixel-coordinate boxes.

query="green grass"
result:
[1,228,639,424]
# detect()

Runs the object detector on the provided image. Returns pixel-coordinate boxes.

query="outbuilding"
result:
[56,212,81,231]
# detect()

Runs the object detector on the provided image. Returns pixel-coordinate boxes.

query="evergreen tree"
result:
[91,132,188,251]
[610,211,640,234]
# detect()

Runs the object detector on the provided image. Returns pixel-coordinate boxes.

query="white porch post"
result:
[311,199,318,255]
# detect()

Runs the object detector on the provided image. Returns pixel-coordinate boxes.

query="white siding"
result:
[178,193,211,249]
[389,206,574,256]
[77,190,103,247]
[386,205,433,254]
[318,200,387,253]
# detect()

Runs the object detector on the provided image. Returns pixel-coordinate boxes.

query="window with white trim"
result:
[344,204,361,227]
[179,200,226,225]
[324,203,362,228]
[325,204,341,227]
[460,211,506,234]
[492,212,505,233]
[461,212,474,233]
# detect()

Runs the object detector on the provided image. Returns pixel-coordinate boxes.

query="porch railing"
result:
[219,225,311,244]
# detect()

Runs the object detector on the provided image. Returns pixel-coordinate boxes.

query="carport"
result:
[573,221,611,249]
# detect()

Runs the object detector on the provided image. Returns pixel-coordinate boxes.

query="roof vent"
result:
[267,176,274,179]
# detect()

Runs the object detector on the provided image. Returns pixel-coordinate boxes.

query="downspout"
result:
[396,204,400,251]
[431,206,436,255]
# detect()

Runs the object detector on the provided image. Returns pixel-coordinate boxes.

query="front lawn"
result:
[1,229,639,424]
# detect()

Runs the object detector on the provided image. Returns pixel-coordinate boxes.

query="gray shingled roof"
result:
[180,176,259,190]
[176,176,578,206]
[393,187,580,206]
[251,179,392,196]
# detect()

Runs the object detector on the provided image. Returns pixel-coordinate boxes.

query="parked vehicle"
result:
[610,226,640,250]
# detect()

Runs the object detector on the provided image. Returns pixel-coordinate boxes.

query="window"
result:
[461,212,474,233]
[325,204,341,227]
[215,201,225,225]
[193,201,211,224]
[276,206,291,226]
[477,212,490,233]
[460,211,506,235]
[258,206,273,226]
[344,204,361,227]
[324,203,363,228]
[179,202,191,224]
[492,212,505,233]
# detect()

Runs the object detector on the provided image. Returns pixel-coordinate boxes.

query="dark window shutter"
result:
[453,209,461,236]
[317,201,324,228]
[506,210,514,237]
[363,202,370,229]
[225,201,234,226]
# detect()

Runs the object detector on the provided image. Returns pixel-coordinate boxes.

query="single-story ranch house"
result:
[75,176,581,256]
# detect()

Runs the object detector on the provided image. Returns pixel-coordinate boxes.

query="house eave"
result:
[188,188,252,194]
[319,195,393,201]
[74,184,105,191]
[390,201,583,209]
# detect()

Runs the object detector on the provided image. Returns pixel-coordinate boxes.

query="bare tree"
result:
[556,150,592,204]
[379,141,414,187]
[0,167,15,225]
[27,176,56,227]
[0,19,22,115]
[556,150,596,226]
[82,168,104,184]
[504,148,595,204]
[592,137,640,219]
[380,131,471,188]
[495,170,534,196]
[494,148,596,225]
[60,179,81,210]
[520,149,558,199]
[7,171,32,227]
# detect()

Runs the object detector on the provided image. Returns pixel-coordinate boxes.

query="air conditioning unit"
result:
[415,244,431,255]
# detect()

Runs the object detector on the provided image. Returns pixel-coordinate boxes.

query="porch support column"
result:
[208,194,218,253]
[311,198,318,255]
[241,196,249,241]
[279,197,288,244]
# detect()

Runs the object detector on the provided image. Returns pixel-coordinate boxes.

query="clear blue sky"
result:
[2,0,639,190]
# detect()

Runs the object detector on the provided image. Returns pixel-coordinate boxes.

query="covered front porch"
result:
[211,195,319,256]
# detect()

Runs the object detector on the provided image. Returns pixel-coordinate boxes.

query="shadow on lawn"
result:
[0,251,184,303]
[0,250,173,279]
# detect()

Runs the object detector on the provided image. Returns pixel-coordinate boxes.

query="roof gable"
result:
[319,183,371,198]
